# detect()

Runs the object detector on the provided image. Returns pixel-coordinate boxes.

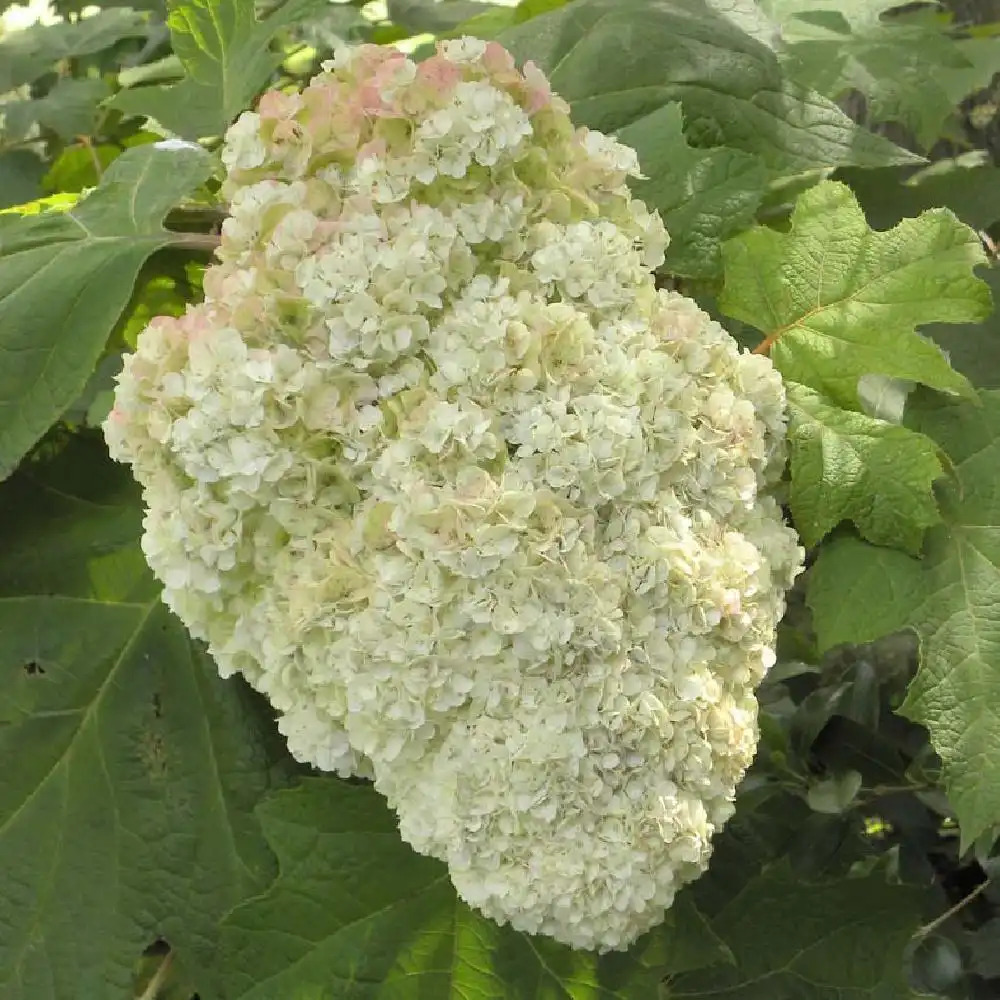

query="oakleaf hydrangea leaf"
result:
[1,78,110,144]
[448,0,574,40]
[845,157,1000,235]
[668,860,926,999]
[387,0,508,33]
[618,103,768,279]
[925,268,1000,392]
[499,0,918,177]
[111,0,325,140]
[0,7,148,91]
[219,779,732,1000]
[0,150,45,210]
[0,141,213,480]
[705,0,782,49]
[760,0,1000,149]
[720,180,989,408]
[786,381,943,552]
[808,391,1000,848]
[0,438,297,1000]
[807,536,924,664]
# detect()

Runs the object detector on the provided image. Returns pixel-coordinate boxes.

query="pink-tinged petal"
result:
[359,81,388,114]
[323,91,367,135]
[522,61,556,113]
[483,41,516,75]
[257,89,302,121]
[353,44,407,81]
[180,306,220,342]
[147,315,184,343]
[417,54,463,99]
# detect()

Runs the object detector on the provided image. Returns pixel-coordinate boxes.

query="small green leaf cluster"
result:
[2,1,1000,998]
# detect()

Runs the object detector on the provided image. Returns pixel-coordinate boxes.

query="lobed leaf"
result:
[924,268,1000,392]
[110,0,326,140]
[845,159,1000,235]
[720,180,989,409]
[42,142,123,195]
[1,78,110,144]
[809,391,1000,848]
[219,779,732,1000]
[387,0,508,34]
[786,381,944,552]
[806,535,920,654]
[0,141,213,481]
[704,0,782,49]
[448,0,574,39]
[0,438,297,1000]
[669,861,926,999]
[499,0,918,177]
[0,151,46,210]
[760,0,1000,149]
[618,103,768,279]
[0,8,149,91]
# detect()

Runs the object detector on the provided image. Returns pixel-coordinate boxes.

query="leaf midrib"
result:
[0,597,155,840]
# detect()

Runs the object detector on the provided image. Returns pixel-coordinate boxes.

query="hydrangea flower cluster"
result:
[106,38,803,952]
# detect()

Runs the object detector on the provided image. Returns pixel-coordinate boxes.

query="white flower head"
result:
[106,38,803,954]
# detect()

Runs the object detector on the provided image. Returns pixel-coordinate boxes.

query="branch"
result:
[913,879,990,940]
[752,330,781,355]
[168,232,221,253]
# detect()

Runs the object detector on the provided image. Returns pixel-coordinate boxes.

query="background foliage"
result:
[3,0,1000,997]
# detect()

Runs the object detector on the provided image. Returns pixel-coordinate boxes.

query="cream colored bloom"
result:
[106,38,803,953]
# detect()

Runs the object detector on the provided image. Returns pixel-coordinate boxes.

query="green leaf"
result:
[219,779,732,1000]
[62,352,123,430]
[761,1,1000,149]
[720,180,989,409]
[617,103,767,279]
[118,52,185,89]
[52,0,166,11]
[0,437,297,1000]
[0,150,45,210]
[812,716,909,788]
[925,268,1000,392]
[705,0,782,49]
[807,535,921,653]
[118,268,198,349]
[809,391,1000,847]
[1,78,110,143]
[110,0,326,140]
[0,8,149,91]
[0,141,213,481]
[668,861,926,998]
[687,792,814,917]
[786,381,944,552]
[499,0,918,177]
[0,193,80,217]
[907,935,965,997]
[448,0,573,39]
[806,770,863,814]
[387,0,506,34]
[291,1,371,50]
[844,157,1000,234]
[42,142,122,194]
[966,917,1000,979]
[857,373,913,424]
